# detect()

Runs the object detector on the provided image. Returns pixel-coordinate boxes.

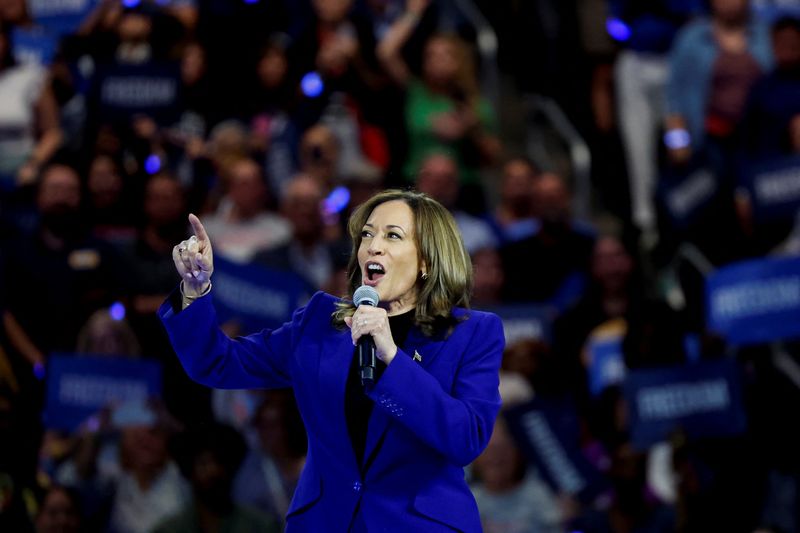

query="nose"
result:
[367,235,385,255]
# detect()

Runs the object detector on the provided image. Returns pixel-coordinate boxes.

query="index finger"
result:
[188,213,209,243]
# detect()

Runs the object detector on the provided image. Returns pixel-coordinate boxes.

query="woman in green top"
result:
[376,0,501,188]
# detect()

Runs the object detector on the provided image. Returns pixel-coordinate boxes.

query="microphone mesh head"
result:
[353,285,379,306]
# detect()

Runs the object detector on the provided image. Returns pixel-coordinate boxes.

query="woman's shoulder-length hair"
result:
[331,189,473,337]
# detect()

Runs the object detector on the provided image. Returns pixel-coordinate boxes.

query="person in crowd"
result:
[665,0,773,171]
[56,400,189,533]
[297,123,345,194]
[118,172,212,426]
[123,172,189,320]
[85,153,137,244]
[569,442,676,533]
[659,0,773,268]
[469,246,505,308]
[246,38,302,198]
[500,172,595,307]
[162,40,214,209]
[201,157,291,263]
[377,0,501,213]
[254,173,349,292]
[160,189,504,531]
[34,485,82,533]
[551,235,685,412]
[76,307,141,357]
[414,152,497,255]
[501,338,561,397]
[0,22,62,190]
[289,0,386,127]
[471,418,563,533]
[2,163,123,368]
[233,391,307,527]
[154,422,279,533]
[489,156,540,244]
[738,15,800,158]
[608,0,705,243]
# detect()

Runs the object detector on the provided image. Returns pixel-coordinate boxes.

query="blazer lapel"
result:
[318,330,361,474]
[361,327,448,470]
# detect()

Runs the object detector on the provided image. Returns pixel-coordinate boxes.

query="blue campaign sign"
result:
[657,163,719,229]
[739,155,800,223]
[211,256,313,333]
[27,0,98,36]
[587,338,626,396]
[504,398,608,503]
[44,353,162,431]
[706,255,800,345]
[92,62,182,124]
[479,303,552,345]
[12,27,58,65]
[584,319,627,397]
[624,359,746,450]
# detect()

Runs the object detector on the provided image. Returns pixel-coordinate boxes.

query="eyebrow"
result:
[364,222,407,234]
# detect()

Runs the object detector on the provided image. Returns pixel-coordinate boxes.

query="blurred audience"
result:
[156,422,279,533]
[500,172,595,307]
[377,0,500,212]
[233,391,307,528]
[254,173,349,291]
[415,152,497,254]
[489,156,540,244]
[202,158,291,263]
[0,22,62,190]
[34,485,82,533]
[471,418,563,533]
[0,2,796,531]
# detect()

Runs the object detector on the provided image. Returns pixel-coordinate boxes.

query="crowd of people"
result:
[1,0,800,531]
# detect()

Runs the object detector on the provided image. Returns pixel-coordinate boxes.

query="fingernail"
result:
[193,270,199,277]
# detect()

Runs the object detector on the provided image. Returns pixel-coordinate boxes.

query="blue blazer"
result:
[159,291,505,532]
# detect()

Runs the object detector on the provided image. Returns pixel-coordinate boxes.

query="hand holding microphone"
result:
[345,286,398,384]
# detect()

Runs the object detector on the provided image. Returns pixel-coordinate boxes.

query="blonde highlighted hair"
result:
[332,190,472,337]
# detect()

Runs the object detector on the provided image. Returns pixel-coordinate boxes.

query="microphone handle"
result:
[358,335,376,386]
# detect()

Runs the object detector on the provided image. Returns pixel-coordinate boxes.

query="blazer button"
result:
[352,481,363,493]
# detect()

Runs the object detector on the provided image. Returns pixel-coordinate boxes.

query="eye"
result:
[361,230,373,238]
[388,232,401,240]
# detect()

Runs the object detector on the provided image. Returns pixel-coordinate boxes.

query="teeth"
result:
[368,264,384,272]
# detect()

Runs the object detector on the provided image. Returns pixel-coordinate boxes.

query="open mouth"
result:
[365,262,386,284]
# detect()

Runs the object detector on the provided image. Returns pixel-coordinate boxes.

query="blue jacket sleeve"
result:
[366,312,504,466]
[158,290,314,389]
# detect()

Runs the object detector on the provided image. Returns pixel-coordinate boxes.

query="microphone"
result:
[353,285,379,386]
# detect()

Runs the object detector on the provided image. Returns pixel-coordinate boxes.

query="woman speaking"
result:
[159,190,505,532]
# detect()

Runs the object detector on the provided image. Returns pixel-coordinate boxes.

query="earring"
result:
[421,272,428,280]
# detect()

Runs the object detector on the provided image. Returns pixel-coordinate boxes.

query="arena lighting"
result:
[324,185,350,214]
[606,17,631,41]
[109,302,126,321]
[301,71,324,98]
[122,0,141,8]
[664,128,691,150]
[144,154,162,174]
[243,0,260,3]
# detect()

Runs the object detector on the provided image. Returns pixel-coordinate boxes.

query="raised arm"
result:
[173,213,214,308]
[376,0,430,85]
[161,213,304,390]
